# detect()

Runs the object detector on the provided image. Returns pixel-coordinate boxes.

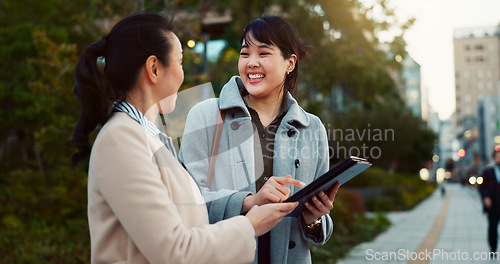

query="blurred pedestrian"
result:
[180,16,339,264]
[72,12,297,264]
[479,149,500,254]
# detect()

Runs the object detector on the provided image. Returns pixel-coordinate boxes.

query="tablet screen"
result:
[285,156,371,217]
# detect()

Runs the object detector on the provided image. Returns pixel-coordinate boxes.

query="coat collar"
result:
[218,76,310,127]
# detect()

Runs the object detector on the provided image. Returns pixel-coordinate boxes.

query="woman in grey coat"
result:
[180,16,339,264]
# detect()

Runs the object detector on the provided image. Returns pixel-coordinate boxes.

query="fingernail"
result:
[320,192,325,196]
[305,202,309,206]
[312,197,317,201]
[300,181,306,186]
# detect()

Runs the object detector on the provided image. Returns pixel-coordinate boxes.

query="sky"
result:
[380,0,500,120]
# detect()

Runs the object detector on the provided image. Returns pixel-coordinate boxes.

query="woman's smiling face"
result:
[238,33,296,101]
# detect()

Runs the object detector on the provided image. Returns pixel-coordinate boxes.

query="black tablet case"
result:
[285,156,371,217]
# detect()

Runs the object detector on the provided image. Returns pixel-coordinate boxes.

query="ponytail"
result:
[71,38,109,166]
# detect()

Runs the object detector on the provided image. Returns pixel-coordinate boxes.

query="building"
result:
[453,24,500,176]
[477,96,500,168]
[402,56,423,119]
[438,118,456,169]
[383,51,425,120]
[453,25,500,131]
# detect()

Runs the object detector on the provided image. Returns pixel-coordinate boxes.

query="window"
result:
[466,106,471,114]
[465,45,470,51]
[464,70,470,79]
[477,70,483,78]
[475,56,484,62]
[475,44,484,50]
[409,90,419,100]
[478,82,484,90]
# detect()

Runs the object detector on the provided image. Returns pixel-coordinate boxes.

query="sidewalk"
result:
[337,183,495,264]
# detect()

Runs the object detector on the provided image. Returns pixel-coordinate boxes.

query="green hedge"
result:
[347,167,436,211]
[0,166,89,263]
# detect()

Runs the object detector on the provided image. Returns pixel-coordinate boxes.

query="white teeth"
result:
[249,74,264,80]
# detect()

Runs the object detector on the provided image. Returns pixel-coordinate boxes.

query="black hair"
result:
[493,149,500,159]
[72,13,175,166]
[240,16,308,95]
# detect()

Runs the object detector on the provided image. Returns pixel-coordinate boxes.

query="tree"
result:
[0,1,140,261]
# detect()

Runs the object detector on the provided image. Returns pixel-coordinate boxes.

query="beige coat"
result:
[88,112,255,264]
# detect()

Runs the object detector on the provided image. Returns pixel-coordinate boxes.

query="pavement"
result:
[337,182,497,264]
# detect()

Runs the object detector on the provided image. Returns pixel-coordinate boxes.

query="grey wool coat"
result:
[179,76,334,264]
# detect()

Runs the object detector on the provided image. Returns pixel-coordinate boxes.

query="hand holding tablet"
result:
[285,156,372,217]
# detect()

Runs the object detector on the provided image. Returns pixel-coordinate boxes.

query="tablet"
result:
[284,156,371,217]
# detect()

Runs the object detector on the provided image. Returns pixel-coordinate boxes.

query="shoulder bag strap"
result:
[207,109,225,189]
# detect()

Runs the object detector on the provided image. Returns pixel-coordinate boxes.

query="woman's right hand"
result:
[245,202,298,237]
[241,176,305,213]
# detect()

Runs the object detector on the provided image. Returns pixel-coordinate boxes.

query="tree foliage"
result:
[0,1,138,262]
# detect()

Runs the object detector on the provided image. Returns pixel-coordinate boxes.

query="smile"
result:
[248,74,265,80]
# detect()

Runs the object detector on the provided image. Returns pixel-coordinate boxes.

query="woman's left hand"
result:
[302,182,340,225]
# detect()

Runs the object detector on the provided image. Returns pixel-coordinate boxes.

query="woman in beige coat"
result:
[71,13,298,264]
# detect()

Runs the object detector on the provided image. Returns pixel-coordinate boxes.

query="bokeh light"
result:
[436,168,446,184]
[458,149,466,158]
[469,176,477,185]
[419,168,429,181]
[187,40,196,48]
[476,176,483,185]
